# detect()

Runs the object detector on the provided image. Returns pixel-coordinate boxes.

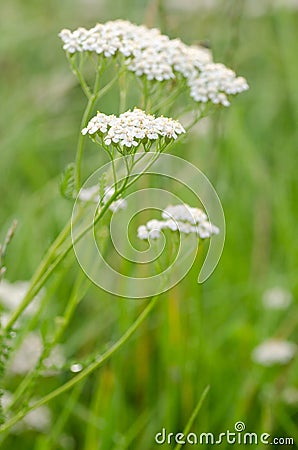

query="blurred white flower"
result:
[78,185,100,202]
[78,185,127,213]
[138,203,219,240]
[0,280,41,315]
[137,225,150,240]
[162,204,207,224]
[2,390,52,433]
[103,186,127,212]
[8,332,43,374]
[0,312,10,327]
[82,108,185,150]
[43,344,66,376]
[8,332,65,375]
[2,390,13,409]
[252,339,297,366]
[262,287,292,310]
[282,386,298,405]
[22,405,52,432]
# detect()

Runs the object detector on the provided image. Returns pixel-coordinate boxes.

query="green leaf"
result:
[60,163,76,200]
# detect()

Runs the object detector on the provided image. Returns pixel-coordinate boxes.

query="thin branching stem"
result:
[0,294,159,433]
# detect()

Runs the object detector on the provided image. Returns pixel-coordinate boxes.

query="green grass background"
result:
[0,0,298,449]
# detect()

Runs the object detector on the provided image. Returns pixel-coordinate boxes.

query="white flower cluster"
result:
[59,20,211,79]
[188,63,249,106]
[0,279,42,316]
[252,339,297,367]
[137,203,219,240]
[82,108,185,149]
[8,332,65,375]
[262,286,292,310]
[2,390,52,433]
[79,185,127,213]
[59,20,248,105]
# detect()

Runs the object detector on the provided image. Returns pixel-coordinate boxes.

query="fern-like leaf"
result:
[60,163,76,200]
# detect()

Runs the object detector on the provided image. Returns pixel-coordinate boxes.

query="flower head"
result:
[252,339,297,366]
[82,108,185,152]
[59,20,248,106]
[78,185,127,213]
[188,63,249,106]
[137,203,219,240]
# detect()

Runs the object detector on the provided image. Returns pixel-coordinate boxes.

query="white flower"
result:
[188,63,249,106]
[78,185,127,213]
[22,405,52,432]
[78,185,100,202]
[8,332,65,375]
[252,339,297,366]
[262,287,292,310]
[137,225,150,240]
[0,280,42,316]
[162,204,207,224]
[43,345,65,376]
[103,186,127,212]
[8,332,43,374]
[82,108,185,150]
[2,390,52,433]
[138,203,219,240]
[59,21,248,104]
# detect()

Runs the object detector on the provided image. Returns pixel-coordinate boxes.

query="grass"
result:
[0,0,298,449]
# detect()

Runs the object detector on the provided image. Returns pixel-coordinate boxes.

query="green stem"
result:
[75,97,96,191]
[67,54,92,99]
[153,85,183,115]
[2,221,71,332]
[0,295,159,433]
[174,385,210,450]
[75,71,124,191]
[2,170,130,332]
[9,275,88,409]
[2,147,173,333]
[44,383,85,450]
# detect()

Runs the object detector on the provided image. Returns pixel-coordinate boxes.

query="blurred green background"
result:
[0,0,298,449]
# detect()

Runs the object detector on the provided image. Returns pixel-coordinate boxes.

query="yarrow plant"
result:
[0,19,248,438]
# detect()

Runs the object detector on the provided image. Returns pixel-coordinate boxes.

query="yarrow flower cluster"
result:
[59,20,249,106]
[252,339,297,367]
[137,203,219,240]
[188,63,249,107]
[79,185,127,213]
[82,108,185,151]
